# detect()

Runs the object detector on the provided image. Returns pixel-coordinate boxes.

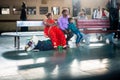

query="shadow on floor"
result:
[2,44,120,80]
[2,43,118,61]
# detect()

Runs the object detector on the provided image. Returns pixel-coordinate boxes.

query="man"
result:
[93,7,102,19]
[58,9,73,46]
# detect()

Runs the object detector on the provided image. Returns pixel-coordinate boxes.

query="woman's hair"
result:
[46,13,52,18]
[68,17,73,22]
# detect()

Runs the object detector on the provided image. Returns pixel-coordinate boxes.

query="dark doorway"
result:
[72,0,81,17]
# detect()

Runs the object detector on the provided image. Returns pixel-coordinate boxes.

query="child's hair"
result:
[68,17,73,22]
[46,13,52,18]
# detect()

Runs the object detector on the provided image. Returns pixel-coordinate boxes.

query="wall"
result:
[0,0,72,20]
[0,0,108,32]
[81,0,108,18]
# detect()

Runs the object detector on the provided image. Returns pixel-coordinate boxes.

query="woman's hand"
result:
[44,34,49,38]
[64,30,69,34]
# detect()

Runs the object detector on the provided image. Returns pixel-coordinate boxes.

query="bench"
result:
[77,19,120,43]
[77,19,110,32]
[1,21,44,49]
[77,19,119,32]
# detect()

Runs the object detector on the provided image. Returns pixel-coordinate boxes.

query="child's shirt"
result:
[68,23,79,33]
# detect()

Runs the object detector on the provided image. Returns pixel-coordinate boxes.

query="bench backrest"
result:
[16,21,44,32]
[16,21,44,27]
[77,20,110,29]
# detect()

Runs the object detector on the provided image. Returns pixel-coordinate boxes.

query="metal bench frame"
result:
[2,21,44,49]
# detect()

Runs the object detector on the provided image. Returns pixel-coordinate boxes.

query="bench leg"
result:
[17,36,20,49]
[14,36,17,48]
[102,33,115,43]
[85,34,90,45]
[16,36,20,49]
[81,33,90,45]
[14,36,20,49]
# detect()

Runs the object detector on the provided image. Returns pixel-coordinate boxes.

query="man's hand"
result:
[64,30,68,34]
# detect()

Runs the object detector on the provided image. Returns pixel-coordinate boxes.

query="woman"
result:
[43,13,67,49]
[102,8,109,19]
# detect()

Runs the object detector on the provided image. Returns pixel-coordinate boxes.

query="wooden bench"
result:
[77,19,119,32]
[77,19,120,43]
[77,20,110,28]
[1,21,44,49]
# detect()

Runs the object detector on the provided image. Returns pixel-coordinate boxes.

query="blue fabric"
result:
[68,23,79,33]
[75,31,83,44]
[34,40,54,51]
[68,23,83,44]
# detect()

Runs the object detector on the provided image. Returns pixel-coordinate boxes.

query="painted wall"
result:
[0,0,109,32]
[81,0,108,18]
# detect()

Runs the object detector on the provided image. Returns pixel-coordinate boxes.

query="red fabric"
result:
[102,11,106,17]
[44,19,66,47]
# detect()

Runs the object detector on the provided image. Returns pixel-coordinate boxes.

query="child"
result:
[68,18,83,47]
[43,13,67,49]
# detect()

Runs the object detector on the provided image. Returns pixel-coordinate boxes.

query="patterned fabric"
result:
[44,19,66,48]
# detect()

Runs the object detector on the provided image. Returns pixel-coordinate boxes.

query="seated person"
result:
[93,7,102,19]
[58,9,73,46]
[68,18,83,47]
[43,13,67,49]
[77,12,88,20]
[102,8,109,19]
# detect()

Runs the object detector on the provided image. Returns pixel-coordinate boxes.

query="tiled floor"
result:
[0,34,120,80]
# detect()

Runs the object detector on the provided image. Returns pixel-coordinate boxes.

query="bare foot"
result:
[76,43,80,47]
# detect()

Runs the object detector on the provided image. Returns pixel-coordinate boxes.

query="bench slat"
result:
[81,30,119,34]
[77,20,109,22]
[77,20,110,29]
[17,21,44,27]
[78,26,109,28]
[78,23,110,26]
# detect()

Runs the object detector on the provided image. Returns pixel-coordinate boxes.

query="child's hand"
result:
[68,30,71,32]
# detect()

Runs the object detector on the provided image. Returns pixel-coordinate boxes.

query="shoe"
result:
[25,40,35,51]
[28,41,33,46]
